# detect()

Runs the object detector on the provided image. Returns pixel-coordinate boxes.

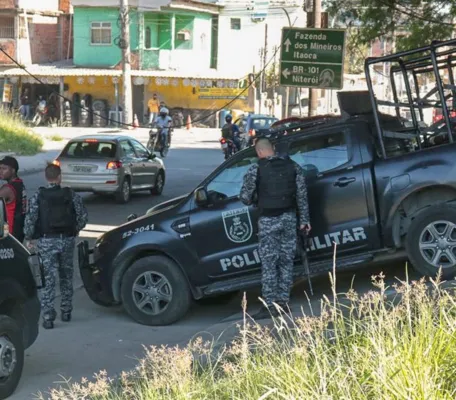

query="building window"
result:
[145,27,151,49]
[91,22,112,45]
[0,17,14,39]
[230,18,241,30]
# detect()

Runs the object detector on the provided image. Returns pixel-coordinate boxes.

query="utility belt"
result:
[259,206,295,218]
[39,232,74,239]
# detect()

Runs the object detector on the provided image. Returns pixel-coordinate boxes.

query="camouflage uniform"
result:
[240,156,310,307]
[24,184,88,323]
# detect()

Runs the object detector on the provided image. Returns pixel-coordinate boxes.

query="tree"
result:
[324,0,456,51]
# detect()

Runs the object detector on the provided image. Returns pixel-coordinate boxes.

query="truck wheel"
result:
[120,256,192,326]
[0,315,24,400]
[406,204,456,279]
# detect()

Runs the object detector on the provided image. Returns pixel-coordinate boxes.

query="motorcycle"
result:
[220,137,237,160]
[32,100,48,126]
[147,124,172,158]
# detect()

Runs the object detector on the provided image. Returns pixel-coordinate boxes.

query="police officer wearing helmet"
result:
[24,163,88,329]
[221,114,241,151]
[0,156,27,243]
[155,107,172,146]
[240,137,311,319]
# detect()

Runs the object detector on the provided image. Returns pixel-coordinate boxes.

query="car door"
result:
[188,147,262,280]
[287,127,379,260]
[119,140,143,188]
[129,138,158,188]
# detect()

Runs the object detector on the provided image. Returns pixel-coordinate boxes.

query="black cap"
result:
[0,156,19,172]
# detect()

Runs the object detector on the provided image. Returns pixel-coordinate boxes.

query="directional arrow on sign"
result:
[284,38,291,52]
[282,68,291,79]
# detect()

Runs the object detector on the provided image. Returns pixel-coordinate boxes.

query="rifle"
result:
[299,229,313,296]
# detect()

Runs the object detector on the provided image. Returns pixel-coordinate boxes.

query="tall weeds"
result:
[37,266,456,400]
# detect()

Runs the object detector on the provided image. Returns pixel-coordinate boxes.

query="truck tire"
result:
[0,315,24,400]
[120,255,192,326]
[406,204,456,279]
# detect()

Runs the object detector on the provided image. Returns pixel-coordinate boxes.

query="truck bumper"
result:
[77,241,115,307]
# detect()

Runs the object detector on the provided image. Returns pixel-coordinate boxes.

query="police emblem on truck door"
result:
[222,207,253,243]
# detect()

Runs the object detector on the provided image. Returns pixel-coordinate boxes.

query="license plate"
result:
[221,143,228,149]
[73,166,92,173]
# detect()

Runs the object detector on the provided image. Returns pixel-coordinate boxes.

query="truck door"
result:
[188,148,262,280]
[288,126,379,260]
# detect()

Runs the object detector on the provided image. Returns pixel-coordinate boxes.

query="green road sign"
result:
[279,27,346,89]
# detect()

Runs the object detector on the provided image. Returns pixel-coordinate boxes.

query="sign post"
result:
[2,83,12,104]
[279,27,346,90]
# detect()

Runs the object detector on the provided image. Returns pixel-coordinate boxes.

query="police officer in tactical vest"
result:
[24,163,88,329]
[240,138,311,319]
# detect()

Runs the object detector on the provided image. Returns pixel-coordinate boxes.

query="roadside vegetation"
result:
[37,267,456,400]
[0,111,43,155]
[47,134,64,142]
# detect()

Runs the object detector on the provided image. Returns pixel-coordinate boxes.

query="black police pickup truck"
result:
[78,83,456,326]
[0,199,43,399]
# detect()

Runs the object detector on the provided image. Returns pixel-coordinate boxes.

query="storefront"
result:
[1,65,254,127]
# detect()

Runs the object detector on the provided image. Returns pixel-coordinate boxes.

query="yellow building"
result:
[1,63,254,128]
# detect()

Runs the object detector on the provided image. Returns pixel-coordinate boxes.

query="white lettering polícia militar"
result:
[306,227,367,251]
[220,249,261,272]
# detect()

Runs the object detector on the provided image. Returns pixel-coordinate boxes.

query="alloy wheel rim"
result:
[419,220,456,268]
[0,336,17,379]
[131,271,172,315]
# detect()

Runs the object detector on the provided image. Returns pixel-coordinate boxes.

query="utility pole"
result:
[120,0,133,127]
[308,0,321,117]
[263,23,268,93]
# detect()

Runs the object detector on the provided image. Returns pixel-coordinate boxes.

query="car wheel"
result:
[151,171,164,195]
[195,291,239,306]
[120,255,192,326]
[0,315,24,400]
[115,178,131,204]
[406,204,456,279]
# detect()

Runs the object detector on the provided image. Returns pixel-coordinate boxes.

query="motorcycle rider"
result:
[221,114,241,152]
[155,107,173,147]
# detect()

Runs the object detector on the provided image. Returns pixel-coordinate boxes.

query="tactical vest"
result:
[257,157,296,214]
[37,186,76,236]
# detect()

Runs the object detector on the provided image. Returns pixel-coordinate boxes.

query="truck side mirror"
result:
[194,187,209,207]
[0,197,7,238]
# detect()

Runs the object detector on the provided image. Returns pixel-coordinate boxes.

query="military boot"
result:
[42,320,54,329]
[61,312,71,322]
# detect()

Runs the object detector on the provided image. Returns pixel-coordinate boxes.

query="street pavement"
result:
[8,127,419,399]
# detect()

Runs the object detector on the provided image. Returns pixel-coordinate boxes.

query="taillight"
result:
[220,138,226,144]
[107,161,122,170]
[52,159,60,167]
[249,129,256,136]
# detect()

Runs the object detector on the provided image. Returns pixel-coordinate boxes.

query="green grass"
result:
[47,134,63,141]
[0,111,43,155]
[36,267,456,400]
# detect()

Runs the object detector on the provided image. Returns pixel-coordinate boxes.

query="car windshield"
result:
[61,140,117,158]
[251,118,276,130]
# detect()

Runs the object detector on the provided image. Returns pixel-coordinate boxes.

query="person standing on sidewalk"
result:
[0,156,27,243]
[24,163,88,329]
[240,138,311,319]
[148,93,160,125]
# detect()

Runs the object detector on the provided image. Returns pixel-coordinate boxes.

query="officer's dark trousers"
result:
[258,211,297,307]
[37,237,75,321]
